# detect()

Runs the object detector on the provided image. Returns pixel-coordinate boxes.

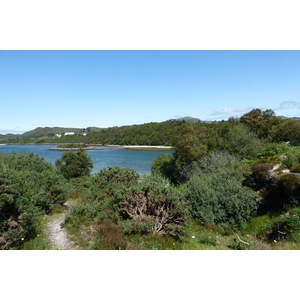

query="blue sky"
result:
[1,50,300,134]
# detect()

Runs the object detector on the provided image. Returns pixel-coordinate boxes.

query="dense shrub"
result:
[151,153,183,184]
[0,153,67,249]
[265,208,300,242]
[257,143,289,160]
[91,166,140,207]
[93,166,139,190]
[186,151,247,179]
[248,163,272,190]
[69,176,93,199]
[213,124,264,159]
[264,174,300,212]
[274,120,300,146]
[185,152,257,228]
[55,150,93,179]
[281,148,300,169]
[290,164,300,173]
[64,167,140,245]
[120,175,189,237]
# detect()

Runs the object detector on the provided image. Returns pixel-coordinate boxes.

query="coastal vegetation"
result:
[2,108,300,249]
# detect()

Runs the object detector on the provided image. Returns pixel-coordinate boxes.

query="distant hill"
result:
[22,127,86,138]
[173,116,202,123]
[0,133,21,141]
[22,126,106,138]
[278,116,300,121]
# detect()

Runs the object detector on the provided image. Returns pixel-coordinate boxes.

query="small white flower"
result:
[191,236,196,239]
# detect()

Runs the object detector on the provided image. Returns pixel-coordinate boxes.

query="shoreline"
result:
[50,145,174,151]
[2,143,173,151]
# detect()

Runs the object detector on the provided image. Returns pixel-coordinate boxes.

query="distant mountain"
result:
[174,116,202,123]
[278,116,300,120]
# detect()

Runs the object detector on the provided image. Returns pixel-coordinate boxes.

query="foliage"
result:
[91,166,140,203]
[248,163,272,190]
[0,153,67,249]
[264,174,300,212]
[185,152,257,228]
[151,154,183,184]
[58,144,87,148]
[186,151,248,179]
[54,119,185,146]
[120,174,189,237]
[256,142,289,160]
[172,123,208,166]
[240,108,282,140]
[283,208,300,242]
[290,164,300,173]
[281,147,300,169]
[212,123,264,159]
[264,208,300,243]
[55,150,93,179]
[242,215,280,237]
[274,120,300,146]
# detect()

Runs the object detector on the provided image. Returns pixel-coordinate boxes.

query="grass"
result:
[242,215,280,237]
[22,234,51,250]
[20,215,50,250]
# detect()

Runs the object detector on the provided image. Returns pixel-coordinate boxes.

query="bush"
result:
[264,208,300,242]
[290,164,300,173]
[264,174,300,212]
[55,150,93,179]
[281,148,300,169]
[214,124,264,159]
[284,208,300,242]
[257,143,289,160]
[91,166,140,211]
[0,153,67,249]
[151,154,183,184]
[64,167,140,246]
[248,163,272,190]
[120,174,189,237]
[187,151,248,179]
[185,152,257,228]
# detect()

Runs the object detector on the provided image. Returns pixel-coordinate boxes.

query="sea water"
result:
[0,144,173,175]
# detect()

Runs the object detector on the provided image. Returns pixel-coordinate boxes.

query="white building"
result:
[64,132,75,136]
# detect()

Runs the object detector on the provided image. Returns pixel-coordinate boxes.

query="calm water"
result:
[0,145,173,175]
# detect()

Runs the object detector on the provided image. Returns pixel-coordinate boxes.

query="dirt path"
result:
[46,212,74,250]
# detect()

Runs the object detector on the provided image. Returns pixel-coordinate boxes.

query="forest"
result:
[1,108,300,250]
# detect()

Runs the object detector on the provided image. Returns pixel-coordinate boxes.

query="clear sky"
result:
[1,50,300,134]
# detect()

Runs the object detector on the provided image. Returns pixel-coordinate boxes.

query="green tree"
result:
[274,119,300,145]
[172,123,208,166]
[240,108,281,140]
[151,154,183,184]
[55,150,93,179]
[214,123,264,159]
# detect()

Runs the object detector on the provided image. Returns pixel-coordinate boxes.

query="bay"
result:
[0,145,173,175]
